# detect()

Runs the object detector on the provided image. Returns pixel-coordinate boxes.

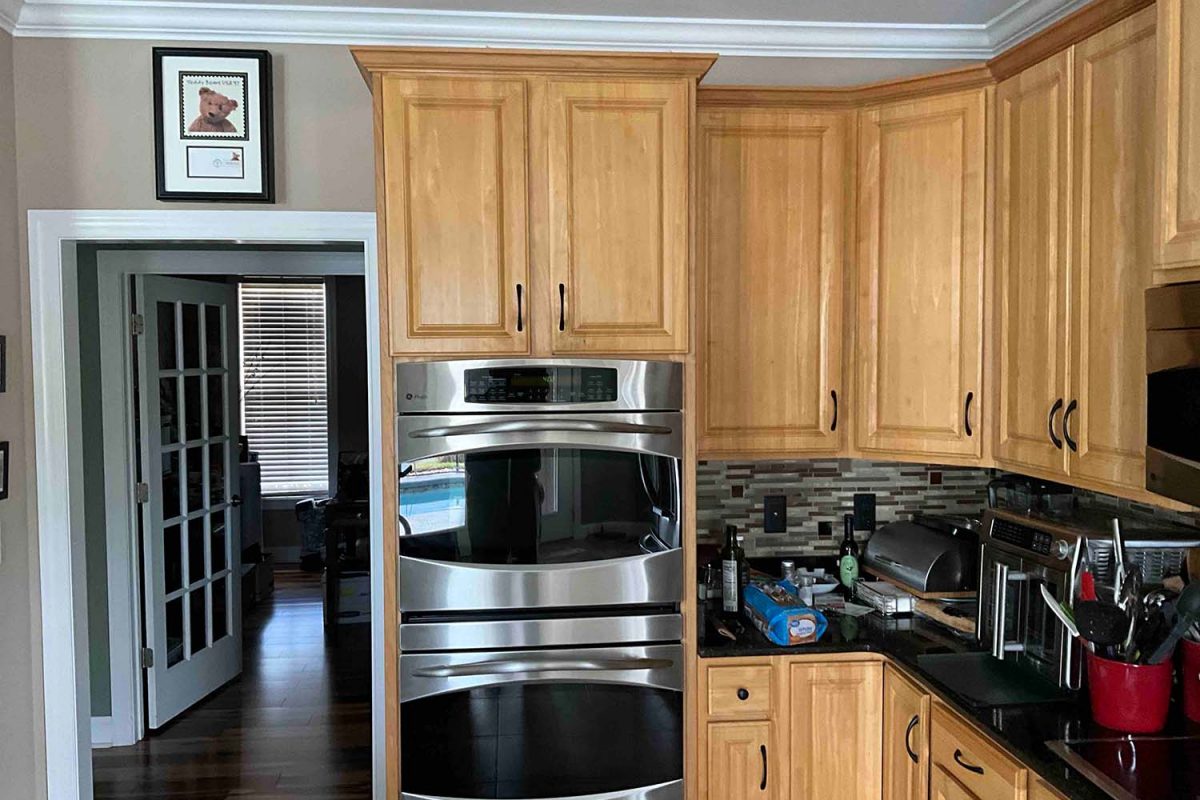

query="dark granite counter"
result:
[698,599,1200,800]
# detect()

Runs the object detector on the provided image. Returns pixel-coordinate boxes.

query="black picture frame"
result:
[0,441,8,502]
[153,47,275,203]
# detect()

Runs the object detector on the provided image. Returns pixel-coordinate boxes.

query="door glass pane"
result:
[187,447,205,513]
[184,375,202,442]
[166,597,184,667]
[205,305,224,368]
[211,509,227,573]
[157,302,177,371]
[209,443,226,507]
[212,577,228,642]
[400,682,683,798]
[189,590,208,656]
[159,378,179,446]
[207,375,225,436]
[164,524,183,594]
[188,517,206,585]
[162,451,181,521]
[398,449,680,565]
[182,304,201,370]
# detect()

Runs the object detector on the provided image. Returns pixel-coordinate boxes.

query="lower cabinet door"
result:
[790,662,883,800]
[931,764,982,800]
[883,668,929,800]
[707,721,778,799]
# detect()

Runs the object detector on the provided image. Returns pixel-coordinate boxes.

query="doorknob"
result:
[230,495,243,507]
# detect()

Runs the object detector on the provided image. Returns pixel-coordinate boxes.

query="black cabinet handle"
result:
[954,748,984,776]
[1063,399,1078,453]
[737,688,750,701]
[558,283,566,332]
[904,714,920,764]
[760,744,768,791]
[1048,398,1064,449]
[516,283,524,332]
[830,390,839,432]
[964,392,974,437]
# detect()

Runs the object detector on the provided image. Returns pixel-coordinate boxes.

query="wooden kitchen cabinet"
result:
[930,704,1026,800]
[789,661,883,800]
[1030,777,1069,800]
[1155,0,1200,278]
[705,721,781,800]
[883,667,930,800]
[855,89,986,462]
[696,105,850,457]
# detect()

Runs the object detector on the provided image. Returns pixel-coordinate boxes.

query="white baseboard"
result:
[90,716,114,749]
[264,545,301,565]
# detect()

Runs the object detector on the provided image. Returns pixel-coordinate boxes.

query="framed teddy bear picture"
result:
[153,47,274,202]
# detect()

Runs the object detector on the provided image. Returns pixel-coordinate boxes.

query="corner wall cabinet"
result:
[355,49,715,357]
[1155,0,1200,279]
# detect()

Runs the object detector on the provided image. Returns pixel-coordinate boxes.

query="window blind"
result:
[239,282,329,496]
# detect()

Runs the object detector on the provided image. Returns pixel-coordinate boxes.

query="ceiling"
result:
[0,0,1091,84]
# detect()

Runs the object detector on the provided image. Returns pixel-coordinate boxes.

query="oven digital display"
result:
[464,367,618,403]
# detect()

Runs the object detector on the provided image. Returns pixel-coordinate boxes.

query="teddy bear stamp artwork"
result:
[188,86,239,135]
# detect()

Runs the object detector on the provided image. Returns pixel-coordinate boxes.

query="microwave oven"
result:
[1145,281,1200,507]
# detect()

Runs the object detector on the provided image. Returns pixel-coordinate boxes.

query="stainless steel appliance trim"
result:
[397,411,683,461]
[991,561,1008,659]
[400,613,683,652]
[1146,446,1200,508]
[401,778,684,800]
[396,358,684,414]
[1045,741,1137,800]
[399,550,684,613]
[400,643,683,702]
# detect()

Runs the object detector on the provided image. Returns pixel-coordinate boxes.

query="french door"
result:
[135,275,242,728]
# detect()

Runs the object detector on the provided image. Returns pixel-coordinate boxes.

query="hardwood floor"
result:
[93,569,372,799]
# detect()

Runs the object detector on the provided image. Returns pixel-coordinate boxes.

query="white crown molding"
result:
[0,0,21,32]
[9,0,1082,60]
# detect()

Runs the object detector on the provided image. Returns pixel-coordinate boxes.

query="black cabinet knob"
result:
[737,688,750,701]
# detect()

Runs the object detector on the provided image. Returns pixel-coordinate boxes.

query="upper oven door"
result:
[1145,305,1200,506]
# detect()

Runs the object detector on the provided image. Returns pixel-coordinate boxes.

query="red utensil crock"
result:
[1086,650,1173,734]
[1182,638,1200,724]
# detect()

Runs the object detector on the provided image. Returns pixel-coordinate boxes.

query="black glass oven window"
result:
[1148,368,1200,463]
[401,683,682,799]
[398,448,680,564]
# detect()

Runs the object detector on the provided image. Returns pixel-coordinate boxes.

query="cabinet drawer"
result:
[706,664,774,719]
[931,704,1025,800]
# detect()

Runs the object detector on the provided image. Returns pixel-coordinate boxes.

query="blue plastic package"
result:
[743,580,829,646]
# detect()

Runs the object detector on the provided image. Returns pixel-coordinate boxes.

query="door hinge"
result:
[135,482,150,504]
[141,647,154,669]
[130,313,145,336]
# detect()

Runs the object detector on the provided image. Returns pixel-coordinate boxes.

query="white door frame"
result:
[28,210,385,800]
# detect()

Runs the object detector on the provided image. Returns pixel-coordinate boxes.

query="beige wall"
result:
[5,36,378,798]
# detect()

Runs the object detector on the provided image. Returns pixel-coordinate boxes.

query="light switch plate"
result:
[764,495,786,533]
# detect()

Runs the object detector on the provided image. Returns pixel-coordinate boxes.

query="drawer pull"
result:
[737,688,750,701]
[953,748,985,776]
[904,714,919,764]
[760,744,768,791]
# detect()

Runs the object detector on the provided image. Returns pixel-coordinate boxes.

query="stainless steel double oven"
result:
[396,359,685,800]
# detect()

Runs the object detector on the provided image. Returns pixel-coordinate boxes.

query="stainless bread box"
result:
[862,516,980,594]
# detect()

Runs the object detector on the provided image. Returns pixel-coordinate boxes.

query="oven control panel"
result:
[989,518,1057,556]
[464,366,618,404]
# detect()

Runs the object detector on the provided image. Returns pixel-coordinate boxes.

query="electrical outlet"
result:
[763,495,786,533]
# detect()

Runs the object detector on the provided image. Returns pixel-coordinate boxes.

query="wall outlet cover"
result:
[764,495,786,533]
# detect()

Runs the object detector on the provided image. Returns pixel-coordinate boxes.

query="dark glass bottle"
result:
[838,513,860,591]
[720,525,744,614]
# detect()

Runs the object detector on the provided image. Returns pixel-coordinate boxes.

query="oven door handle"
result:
[991,562,1028,659]
[412,656,675,678]
[408,419,674,438]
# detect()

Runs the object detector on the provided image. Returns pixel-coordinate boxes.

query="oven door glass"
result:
[398,447,681,565]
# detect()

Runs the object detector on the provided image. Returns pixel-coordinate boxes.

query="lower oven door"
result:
[399,644,683,800]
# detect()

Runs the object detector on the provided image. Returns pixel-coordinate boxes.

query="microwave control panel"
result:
[464,366,618,404]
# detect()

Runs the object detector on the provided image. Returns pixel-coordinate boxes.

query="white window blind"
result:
[239,282,329,496]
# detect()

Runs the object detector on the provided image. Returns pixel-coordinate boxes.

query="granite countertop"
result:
[698,598,1200,800]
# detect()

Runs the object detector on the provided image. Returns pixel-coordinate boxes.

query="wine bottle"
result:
[839,513,860,591]
[721,525,743,614]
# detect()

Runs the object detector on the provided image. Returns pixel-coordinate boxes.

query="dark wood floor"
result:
[93,569,372,799]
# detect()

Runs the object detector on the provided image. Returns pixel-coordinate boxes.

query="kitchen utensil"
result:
[1148,582,1200,664]
[1040,583,1079,638]
[1121,570,1142,662]
[1080,569,1098,602]
[1075,600,1131,658]
[1111,517,1127,600]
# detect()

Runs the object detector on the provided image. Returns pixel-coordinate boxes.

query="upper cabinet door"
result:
[856,90,986,461]
[697,107,848,457]
[1155,0,1200,274]
[994,52,1072,476]
[546,79,691,353]
[380,76,530,356]
[1070,9,1157,491]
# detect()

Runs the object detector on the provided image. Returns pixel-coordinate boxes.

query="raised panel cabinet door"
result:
[380,75,530,355]
[931,765,982,800]
[856,90,986,460]
[1156,0,1200,272]
[883,668,929,800]
[1070,8,1157,491]
[994,52,1072,476]
[706,722,779,800]
[697,107,848,456]
[546,79,690,353]
[790,662,883,800]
